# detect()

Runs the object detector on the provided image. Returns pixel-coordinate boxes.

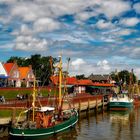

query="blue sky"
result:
[0,0,140,78]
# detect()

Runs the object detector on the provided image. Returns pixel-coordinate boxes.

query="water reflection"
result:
[110,110,135,140]
[8,128,78,140]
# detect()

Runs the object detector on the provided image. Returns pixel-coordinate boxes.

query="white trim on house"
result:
[0,62,8,77]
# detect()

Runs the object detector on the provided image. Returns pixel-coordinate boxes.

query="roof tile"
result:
[18,67,30,79]
[3,63,14,74]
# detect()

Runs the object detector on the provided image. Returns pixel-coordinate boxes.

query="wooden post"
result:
[102,96,104,111]
[12,108,16,125]
[87,99,90,113]
[96,96,98,113]
[79,100,81,114]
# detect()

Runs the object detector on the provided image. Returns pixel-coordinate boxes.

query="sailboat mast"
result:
[58,56,62,107]
[32,78,36,122]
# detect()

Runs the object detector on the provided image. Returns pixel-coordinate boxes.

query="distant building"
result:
[3,62,35,87]
[88,74,112,83]
[74,79,93,93]
[50,76,93,94]
[18,65,35,87]
[4,62,20,87]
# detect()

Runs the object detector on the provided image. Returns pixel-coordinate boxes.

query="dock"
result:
[0,93,109,125]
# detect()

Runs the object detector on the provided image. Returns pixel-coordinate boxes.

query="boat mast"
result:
[32,78,36,122]
[58,55,62,107]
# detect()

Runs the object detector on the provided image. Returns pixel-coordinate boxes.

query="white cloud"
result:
[101,37,115,42]
[75,11,97,22]
[8,0,100,22]
[69,58,113,76]
[133,3,140,14]
[120,17,139,27]
[33,18,60,33]
[97,60,110,70]
[99,0,131,19]
[1,0,140,78]
[20,24,33,35]
[5,0,131,24]
[116,29,133,36]
[11,3,39,22]
[130,48,140,58]
[96,20,114,29]
[71,58,85,66]
[14,35,48,52]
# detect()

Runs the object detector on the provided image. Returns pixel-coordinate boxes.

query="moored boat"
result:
[9,56,78,139]
[109,93,133,111]
[9,107,78,139]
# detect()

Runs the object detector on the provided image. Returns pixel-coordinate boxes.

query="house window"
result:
[13,71,19,78]
[28,72,34,79]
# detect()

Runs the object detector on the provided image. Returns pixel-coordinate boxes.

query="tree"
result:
[29,54,58,86]
[110,70,136,85]
[7,56,29,66]
[76,74,87,79]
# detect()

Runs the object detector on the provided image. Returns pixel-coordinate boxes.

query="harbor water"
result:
[2,107,140,140]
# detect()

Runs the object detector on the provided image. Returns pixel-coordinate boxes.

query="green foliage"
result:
[110,70,137,85]
[76,74,87,79]
[7,56,30,66]
[0,109,23,117]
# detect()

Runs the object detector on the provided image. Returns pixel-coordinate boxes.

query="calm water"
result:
[2,107,140,140]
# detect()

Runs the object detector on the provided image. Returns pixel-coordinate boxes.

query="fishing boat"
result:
[109,93,133,111]
[9,56,78,139]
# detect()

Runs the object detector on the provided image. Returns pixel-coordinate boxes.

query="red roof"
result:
[51,76,93,85]
[50,76,77,85]
[50,76,114,87]
[18,67,30,79]
[92,83,114,87]
[76,79,93,85]
[3,63,14,74]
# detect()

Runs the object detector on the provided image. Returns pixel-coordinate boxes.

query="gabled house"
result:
[4,62,20,87]
[0,62,8,87]
[18,65,35,87]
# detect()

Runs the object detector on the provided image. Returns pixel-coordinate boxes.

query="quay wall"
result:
[0,94,108,125]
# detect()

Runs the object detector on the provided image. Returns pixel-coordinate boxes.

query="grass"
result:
[0,85,67,119]
[0,87,59,99]
[0,109,22,118]
[0,87,60,118]
[0,110,13,117]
